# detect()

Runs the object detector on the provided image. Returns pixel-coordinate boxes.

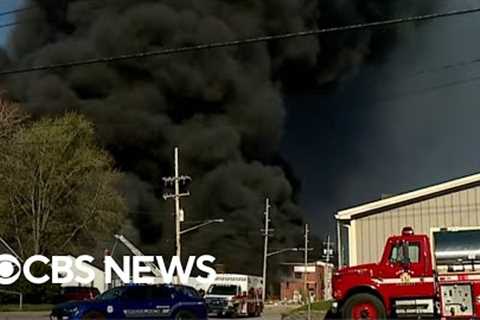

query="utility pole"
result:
[304,224,311,320]
[322,235,334,300]
[326,235,331,262]
[322,235,334,263]
[261,198,272,303]
[163,147,191,283]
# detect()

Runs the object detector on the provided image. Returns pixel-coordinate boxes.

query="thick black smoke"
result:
[300,0,480,236]
[2,0,426,273]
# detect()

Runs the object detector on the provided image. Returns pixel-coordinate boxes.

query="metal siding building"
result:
[336,173,480,267]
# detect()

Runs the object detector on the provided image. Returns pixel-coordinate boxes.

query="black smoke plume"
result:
[2,0,427,275]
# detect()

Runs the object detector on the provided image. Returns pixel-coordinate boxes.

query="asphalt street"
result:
[0,305,292,319]
[0,314,281,320]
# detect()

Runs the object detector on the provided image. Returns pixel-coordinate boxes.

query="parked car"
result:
[50,284,208,319]
[59,286,100,302]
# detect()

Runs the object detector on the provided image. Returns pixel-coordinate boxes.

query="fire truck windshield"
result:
[390,242,420,263]
[208,285,239,296]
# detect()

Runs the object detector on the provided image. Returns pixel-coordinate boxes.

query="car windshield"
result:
[96,287,124,300]
[208,285,238,295]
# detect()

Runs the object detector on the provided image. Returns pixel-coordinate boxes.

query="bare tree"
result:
[0,96,27,140]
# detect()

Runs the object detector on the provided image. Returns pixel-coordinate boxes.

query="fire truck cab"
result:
[332,226,480,319]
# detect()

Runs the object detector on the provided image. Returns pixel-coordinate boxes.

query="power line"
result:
[1,6,480,76]
[4,70,478,126]
[412,57,480,78]
[0,6,36,17]
[0,20,35,29]
[0,0,104,17]
[379,73,480,104]
[0,0,109,30]
[3,61,480,127]
[0,6,41,30]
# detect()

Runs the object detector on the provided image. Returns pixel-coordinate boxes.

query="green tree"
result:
[0,113,126,258]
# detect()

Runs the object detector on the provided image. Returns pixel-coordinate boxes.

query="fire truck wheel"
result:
[82,311,106,320]
[341,293,386,320]
[324,309,338,319]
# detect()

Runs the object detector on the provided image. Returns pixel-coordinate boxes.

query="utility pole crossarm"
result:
[162,192,190,200]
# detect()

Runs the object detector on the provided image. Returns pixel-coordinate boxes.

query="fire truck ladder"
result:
[112,234,164,279]
[0,236,23,263]
[0,236,23,309]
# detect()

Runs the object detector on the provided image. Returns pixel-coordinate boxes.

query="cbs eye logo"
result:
[0,254,21,285]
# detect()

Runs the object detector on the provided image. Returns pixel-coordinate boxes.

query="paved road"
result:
[212,305,293,320]
[0,314,280,320]
[0,312,49,320]
[0,305,293,319]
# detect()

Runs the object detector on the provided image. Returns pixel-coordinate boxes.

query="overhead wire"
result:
[0,0,109,30]
[0,6,480,76]
[0,5,36,17]
[0,5,477,108]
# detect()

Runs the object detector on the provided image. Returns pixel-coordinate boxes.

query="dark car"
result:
[59,287,100,302]
[50,284,208,320]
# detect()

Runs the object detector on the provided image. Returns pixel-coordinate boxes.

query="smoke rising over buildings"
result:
[1,0,428,271]
[284,0,480,236]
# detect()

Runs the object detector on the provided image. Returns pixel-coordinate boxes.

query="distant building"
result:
[280,261,333,303]
[60,255,107,293]
[336,173,480,267]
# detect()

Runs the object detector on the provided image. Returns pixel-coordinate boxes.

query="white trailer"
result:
[204,273,263,317]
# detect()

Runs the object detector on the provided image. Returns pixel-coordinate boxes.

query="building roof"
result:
[336,172,480,221]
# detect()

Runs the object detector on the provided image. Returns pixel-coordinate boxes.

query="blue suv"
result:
[50,284,208,319]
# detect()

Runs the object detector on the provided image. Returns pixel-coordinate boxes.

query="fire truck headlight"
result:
[331,301,338,312]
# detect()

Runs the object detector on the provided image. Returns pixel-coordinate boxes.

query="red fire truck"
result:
[331,226,480,319]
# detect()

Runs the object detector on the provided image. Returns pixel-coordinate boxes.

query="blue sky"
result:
[0,0,24,45]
